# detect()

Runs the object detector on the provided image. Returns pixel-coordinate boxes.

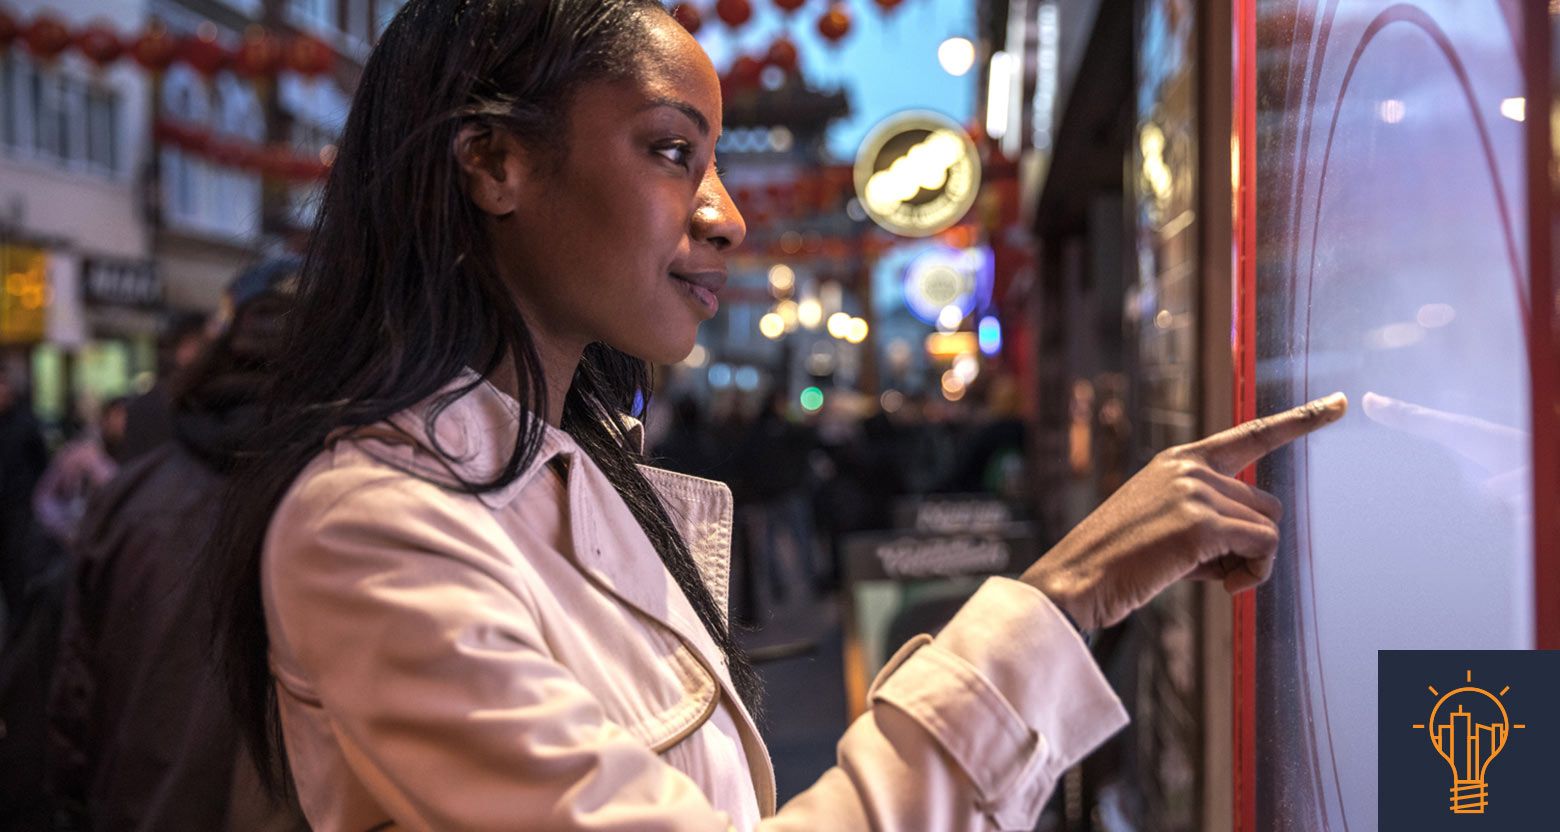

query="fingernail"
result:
[1320,392,1348,413]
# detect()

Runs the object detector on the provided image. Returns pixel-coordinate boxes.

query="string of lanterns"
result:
[0,6,339,182]
[154,120,333,183]
[671,0,913,92]
[0,7,335,79]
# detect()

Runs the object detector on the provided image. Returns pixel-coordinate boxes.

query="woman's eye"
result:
[656,143,693,168]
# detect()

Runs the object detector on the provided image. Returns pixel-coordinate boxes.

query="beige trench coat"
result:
[262,372,1129,830]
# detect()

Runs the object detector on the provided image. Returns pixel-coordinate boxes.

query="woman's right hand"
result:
[1021,392,1349,630]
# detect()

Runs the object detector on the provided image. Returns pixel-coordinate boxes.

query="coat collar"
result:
[373,369,731,611]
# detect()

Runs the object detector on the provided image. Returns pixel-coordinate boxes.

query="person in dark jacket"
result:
[118,310,209,464]
[0,365,62,830]
[45,257,306,831]
[0,367,50,623]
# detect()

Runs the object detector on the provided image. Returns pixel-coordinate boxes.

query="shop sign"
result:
[1,244,48,345]
[895,495,1014,534]
[853,111,981,238]
[842,525,1037,583]
[83,258,161,309]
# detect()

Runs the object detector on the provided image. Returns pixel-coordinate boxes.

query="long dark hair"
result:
[207,0,761,794]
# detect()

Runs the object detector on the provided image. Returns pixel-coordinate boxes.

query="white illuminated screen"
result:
[1253,1,1534,830]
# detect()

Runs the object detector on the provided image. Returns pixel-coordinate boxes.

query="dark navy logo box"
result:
[1379,650,1560,831]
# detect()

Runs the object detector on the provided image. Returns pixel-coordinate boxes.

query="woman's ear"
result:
[455,125,525,219]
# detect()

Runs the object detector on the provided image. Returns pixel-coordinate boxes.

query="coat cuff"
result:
[867,576,1129,830]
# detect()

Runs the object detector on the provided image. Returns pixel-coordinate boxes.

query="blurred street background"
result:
[2,1,1555,830]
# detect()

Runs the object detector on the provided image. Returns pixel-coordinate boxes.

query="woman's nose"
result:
[692,173,746,252]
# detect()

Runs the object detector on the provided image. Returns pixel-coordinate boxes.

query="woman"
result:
[208,1,1346,829]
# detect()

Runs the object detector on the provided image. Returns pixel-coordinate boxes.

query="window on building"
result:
[288,0,338,34]
[344,0,374,44]
[376,0,406,39]
[280,73,348,229]
[0,49,124,178]
[159,68,262,242]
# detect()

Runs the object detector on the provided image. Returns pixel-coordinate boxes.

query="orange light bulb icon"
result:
[1415,670,1525,814]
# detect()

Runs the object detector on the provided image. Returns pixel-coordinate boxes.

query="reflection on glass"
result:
[1253,1,1534,830]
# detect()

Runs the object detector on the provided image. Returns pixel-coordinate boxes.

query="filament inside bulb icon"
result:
[1418,672,1523,815]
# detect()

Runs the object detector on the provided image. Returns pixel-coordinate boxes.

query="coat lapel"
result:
[387,374,778,812]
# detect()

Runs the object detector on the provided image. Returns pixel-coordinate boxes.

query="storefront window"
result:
[1252,2,1535,829]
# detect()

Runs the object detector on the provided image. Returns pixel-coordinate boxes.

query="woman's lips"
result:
[670,272,721,316]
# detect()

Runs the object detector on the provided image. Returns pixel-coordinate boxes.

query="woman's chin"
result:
[611,330,700,367]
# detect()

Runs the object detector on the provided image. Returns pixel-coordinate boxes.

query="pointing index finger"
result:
[1190,392,1349,475]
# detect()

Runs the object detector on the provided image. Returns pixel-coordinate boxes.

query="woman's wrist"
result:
[1019,559,1097,632]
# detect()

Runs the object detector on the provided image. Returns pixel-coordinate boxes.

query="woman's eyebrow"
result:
[641,96,712,138]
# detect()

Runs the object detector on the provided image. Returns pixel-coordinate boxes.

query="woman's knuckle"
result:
[1187,506,1219,537]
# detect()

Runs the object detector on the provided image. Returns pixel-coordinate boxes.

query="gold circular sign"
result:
[853,111,981,238]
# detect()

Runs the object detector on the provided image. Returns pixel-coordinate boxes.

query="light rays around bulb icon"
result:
[1412,670,1526,814]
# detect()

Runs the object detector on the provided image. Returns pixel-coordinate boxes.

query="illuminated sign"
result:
[1,245,48,345]
[853,111,981,238]
[924,331,977,358]
[901,244,993,324]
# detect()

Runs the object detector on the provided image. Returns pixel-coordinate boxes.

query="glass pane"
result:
[1252,2,1535,830]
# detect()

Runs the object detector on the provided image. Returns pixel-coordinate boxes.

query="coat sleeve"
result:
[267,471,1127,832]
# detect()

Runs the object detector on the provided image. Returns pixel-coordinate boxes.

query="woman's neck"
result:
[486,333,584,429]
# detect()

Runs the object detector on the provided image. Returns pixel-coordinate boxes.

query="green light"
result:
[800,386,825,412]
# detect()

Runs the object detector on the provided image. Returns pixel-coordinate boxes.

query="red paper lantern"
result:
[766,37,798,73]
[874,0,905,11]
[23,14,73,60]
[729,54,763,89]
[817,3,851,43]
[795,175,817,206]
[232,26,282,79]
[155,119,213,154]
[181,30,229,76]
[207,138,244,168]
[75,22,124,68]
[285,34,334,77]
[715,0,752,27]
[132,22,180,73]
[670,3,702,35]
[287,155,326,182]
[256,145,293,180]
[0,9,24,49]
[233,144,264,172]
[773,0,806,13]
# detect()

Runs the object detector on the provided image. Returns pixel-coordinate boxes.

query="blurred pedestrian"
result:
[46,257,307,832]
[650,395,721,479]
[731,391,820,611]
[119,311,209,463]
[0,366,58,830]
[32,397,127,547]
[0,366,49,621]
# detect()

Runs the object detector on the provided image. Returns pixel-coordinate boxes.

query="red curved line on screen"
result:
[1297,5,1527,832]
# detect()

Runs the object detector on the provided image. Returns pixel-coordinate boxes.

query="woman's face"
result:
[485,12,744,366]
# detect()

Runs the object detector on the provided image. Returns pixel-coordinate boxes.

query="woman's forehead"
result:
[632,14,722,127]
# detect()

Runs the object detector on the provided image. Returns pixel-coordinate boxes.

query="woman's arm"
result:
[267,472,1119,831]
[266,394,1344,831]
